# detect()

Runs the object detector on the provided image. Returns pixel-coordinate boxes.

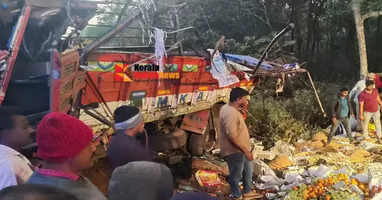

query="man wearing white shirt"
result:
[350,74,375,115]
[0,107,34,190]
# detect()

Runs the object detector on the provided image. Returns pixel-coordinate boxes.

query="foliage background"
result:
[245,77,355,149]
[86,0,382,81]
[79,0,382,145]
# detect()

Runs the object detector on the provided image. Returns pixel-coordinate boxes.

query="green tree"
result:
[81,0,382,80]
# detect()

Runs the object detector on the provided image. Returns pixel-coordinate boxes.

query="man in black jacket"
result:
[107,106,153,171]
[328,88,354,144]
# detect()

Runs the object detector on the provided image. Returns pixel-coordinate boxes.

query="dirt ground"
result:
[81,143,267,199]
[82,157,267,200]
[82,158,112,195]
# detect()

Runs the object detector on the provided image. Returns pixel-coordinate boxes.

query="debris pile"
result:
[251,131,382,200]
[178,130,382,200]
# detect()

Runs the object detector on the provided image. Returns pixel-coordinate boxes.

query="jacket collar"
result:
[0,144,21,156]
[35,168,79,181]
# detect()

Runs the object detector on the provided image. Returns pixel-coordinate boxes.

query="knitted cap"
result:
[37,112,93,161]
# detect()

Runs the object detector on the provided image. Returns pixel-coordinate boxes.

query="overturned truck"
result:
[0,0,322,157]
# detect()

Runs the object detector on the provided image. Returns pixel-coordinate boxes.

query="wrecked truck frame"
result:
[0,0,96,122]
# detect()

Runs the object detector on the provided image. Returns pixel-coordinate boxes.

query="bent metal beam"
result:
[79,12,142,63]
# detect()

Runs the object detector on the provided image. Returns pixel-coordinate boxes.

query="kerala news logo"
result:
[134,63,159,71]
[115,63,180,82]
[133,64,180,79]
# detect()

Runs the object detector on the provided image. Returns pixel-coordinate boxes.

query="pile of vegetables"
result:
[285,174,373,200]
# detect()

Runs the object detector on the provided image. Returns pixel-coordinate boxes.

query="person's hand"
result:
[244,150,254,161]
[359,114,364,121]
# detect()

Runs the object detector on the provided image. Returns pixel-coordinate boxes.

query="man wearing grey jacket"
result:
[107,105,153,171]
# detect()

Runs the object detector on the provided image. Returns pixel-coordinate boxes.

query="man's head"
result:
[339,88,349,97]
[0,107,33,151]
[114,106,145,136]
[108,161,174,200]
[229,87,250,108]
[0,184,78,200]
[366,80,375,91]
[36,112,96,172]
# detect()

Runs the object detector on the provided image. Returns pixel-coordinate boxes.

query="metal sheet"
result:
[0,6,31,104]
[51,49,85,113]
[180,110,210,134]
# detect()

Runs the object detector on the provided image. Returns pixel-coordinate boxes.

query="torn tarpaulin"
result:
[153,28,167,71]
[224,53,274,70]
[208,50,239,88]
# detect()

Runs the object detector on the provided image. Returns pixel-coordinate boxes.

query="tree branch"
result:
[261,0,273,31]
[157,2,187,9]
[362,11,382,21]
[252,14,271,29]
[117,3,130,24]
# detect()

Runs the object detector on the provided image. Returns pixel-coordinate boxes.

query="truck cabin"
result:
[0,0,96,123]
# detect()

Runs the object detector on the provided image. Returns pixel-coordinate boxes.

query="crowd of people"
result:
[0,105,218,199]
[2,73,380,200]
[328,73,382,144]
[0,87,262,200]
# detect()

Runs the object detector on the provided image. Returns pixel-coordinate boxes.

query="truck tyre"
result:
[149,128,188,152]
[188,132,209,156]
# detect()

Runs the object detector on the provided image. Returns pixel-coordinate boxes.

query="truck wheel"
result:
[188,131,209,156]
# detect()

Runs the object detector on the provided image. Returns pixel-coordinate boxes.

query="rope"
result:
[36,31,52,58]
[85,73,113,120]
[66,0,77,28]
[22,31,52,61]
[125,40,182,70]
[199,5,212,32]
[22,36,33,60]
[149,0,157,11]
[138,20,146,44]
[144,129,149,150]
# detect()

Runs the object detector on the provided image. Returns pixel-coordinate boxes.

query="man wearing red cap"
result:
[26,112,107,200]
